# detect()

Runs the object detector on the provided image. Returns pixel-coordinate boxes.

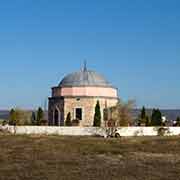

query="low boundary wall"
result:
[1,126,180,136]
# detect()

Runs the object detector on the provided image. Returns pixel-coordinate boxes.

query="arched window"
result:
[53,107,64,126]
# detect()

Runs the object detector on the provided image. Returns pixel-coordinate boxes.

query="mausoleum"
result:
[48,64,119,126]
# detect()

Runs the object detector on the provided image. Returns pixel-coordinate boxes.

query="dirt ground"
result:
[0,135,180,180]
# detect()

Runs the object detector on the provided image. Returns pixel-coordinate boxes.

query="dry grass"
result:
[0,135,180,180]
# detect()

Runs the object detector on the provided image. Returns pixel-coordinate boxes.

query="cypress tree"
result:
[65,112,72,126]
[9,108,16,125]
[93,100,101,127]
[151,109,162,126]
[36,107,44,125]
[31,111,36,125]
[139,106,146,125]
[176,117,180,126]
[141,106,146,119]
[145,116,151,126]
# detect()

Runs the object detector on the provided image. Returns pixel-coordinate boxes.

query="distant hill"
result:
[0,110,48,121]
[0,110,9,120]
[0,109,180,121]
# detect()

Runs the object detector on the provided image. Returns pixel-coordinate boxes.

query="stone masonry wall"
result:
[64,97,118,127]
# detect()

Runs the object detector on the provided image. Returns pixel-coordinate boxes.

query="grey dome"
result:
[59,69,112,87]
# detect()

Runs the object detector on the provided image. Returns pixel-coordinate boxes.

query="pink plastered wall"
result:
[53,87,118,98]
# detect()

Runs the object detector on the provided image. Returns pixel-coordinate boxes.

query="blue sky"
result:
[0,0,180,109]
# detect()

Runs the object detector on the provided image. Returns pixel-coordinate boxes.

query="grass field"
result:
[0,135,180,180]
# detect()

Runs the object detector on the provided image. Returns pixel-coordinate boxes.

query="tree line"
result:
[92,102,180,127]
[137,106,180,127]
[6,103,180,127]
[8,107,47,126]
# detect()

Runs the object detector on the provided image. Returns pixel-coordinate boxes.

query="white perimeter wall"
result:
[1,126,180,136]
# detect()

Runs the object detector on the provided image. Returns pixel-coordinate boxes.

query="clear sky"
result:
[0,0,180,109]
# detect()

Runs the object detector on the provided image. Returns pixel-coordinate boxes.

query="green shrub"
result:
[71,119,80,126]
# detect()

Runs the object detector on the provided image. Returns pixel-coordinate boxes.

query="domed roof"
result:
[59,68,113,87]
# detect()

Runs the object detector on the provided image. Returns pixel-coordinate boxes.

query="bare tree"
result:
[104,99,135,137]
